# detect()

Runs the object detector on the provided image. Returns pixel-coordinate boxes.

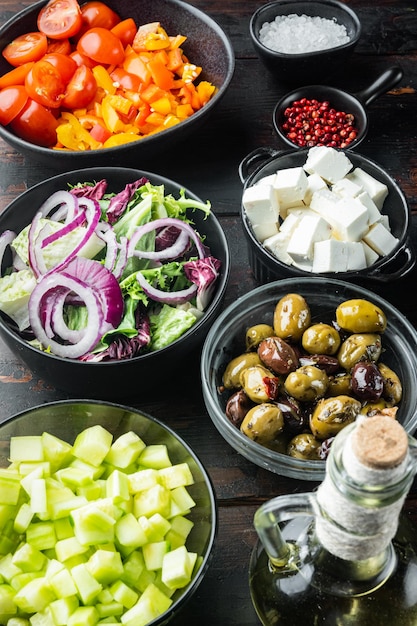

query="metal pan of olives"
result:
[200,277,417,480]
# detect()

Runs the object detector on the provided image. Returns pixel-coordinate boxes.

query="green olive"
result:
[326,372,352,397]
[287,433,322,460]
[360,400,391,417]
[273,293,311,341]
[336,299,387,334]
[337,333,382,371]
[246,324,275,351]
[284,365,328,402]
[302,323,341,355]
[240,365,279,403]
[310,395,361,440]
[378,362,403,405]
[222,352,262,389]
[240,403,284,445]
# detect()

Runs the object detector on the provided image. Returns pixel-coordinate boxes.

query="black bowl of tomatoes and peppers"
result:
[273,66,403,150]
[0,0,234,168]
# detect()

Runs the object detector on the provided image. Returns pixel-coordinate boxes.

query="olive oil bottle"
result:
[249,415,417,625]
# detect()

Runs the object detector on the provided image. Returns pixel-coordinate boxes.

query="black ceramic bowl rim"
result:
[250,0,361,60]
[239,147,414,283]
[0,398,217,624]
[0,166,230,367]
[0,0,235,165]
[200,277,417,480]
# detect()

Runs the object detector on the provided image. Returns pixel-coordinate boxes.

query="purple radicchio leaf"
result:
[106,178,148,225]
[70,179,108,200]
[184,256,221,311]
[155,224,183,252]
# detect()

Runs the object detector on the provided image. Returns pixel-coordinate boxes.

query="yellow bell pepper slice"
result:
[56,113,101,151]
[103,133,141,148]
[92,65,117,95]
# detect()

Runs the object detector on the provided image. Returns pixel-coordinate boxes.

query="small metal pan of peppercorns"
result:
[273,66,403,150]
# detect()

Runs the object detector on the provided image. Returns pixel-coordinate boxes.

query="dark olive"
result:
[240,365,280,403]
[336,299,387,334]
[337,333,382,370]
[284,365,328,402]
[298,354,340,375]
[246,324,275,350]
[276,396,308,434]
[273,293,311,341]
[287,433,322,460]
[225,389,254,427]
[222,352,262,389]
[240,403,285,445]
[351,361,384,401]
[301,323,341,355]
[258,336,299,375]
[378,362,403,405]
[310,395,361,440]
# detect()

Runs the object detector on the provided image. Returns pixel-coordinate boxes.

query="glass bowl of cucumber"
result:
[0,399,217,626]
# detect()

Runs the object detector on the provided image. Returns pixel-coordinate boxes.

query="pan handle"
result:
[238,146,281,184]
[354,66,403,108]
[365,240,416,282]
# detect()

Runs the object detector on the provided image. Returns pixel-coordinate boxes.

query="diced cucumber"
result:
[14,503,34,534]
[127,469,159,494]
[120,583,172,626]
[86,549,124,585]
[169,486,196,518]
[72,426,113,467]
[0,582,18,620]
[70,563,102,605]
[109,580,138,609]
[133,484,171,518]
[55,536,90,562]
[9,436,44,463]
[49,566,78,599]
[105,432,146,469]
[41,432,73,472]
[26,521,56,551]
[115,513,148,550]
[0,470,21,506]
[106,470,130,504]
[13,576,56,613]
[67,606,99,626]
[11,542,46,572]
[49,596,79,625]
[138,445,172,470]
[158,463,194,490]
[142,541,170,571]
[161,545,197,589]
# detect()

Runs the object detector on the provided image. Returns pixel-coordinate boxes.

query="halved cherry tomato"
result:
[111,18,137,47]
[43,52,77,82]
[25,60,66,108]
[10,98,58,146]
[70,50,97,68]
[37,0,83,40]
[2,32,48,67]
[0,86,28,125]
[80,2,121,32]
[46,38,72,55]
[0,62,34,90]
[61,64,97,109]
[77,27,125,65]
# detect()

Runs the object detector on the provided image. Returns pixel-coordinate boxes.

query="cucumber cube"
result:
[0,553,22,582]
[67,606,99,626]
[169,486,196,518]
[11,542,46,572]
[10,436,44,463]
[41,432,73,472]
[96,601,124,618]
[49,566,78,599]
[0,470,21,506]
[138,514,170,543]
[133,484,171,518]
[115,513,147,549]
[142,541,170,571]
[0,582,18,619]
[106,470,130,504]
[121,551,144,587]
[53,516,74,540]
[158,463,194,490]
[138,445,172,470]
[109,580,138,609]
[13,577,56,612]
[49,596,79,625]
[29,478,47,515]
[14,503,34,534]
[72,426,113,467]
[161,545,197,589]
[105,432,146,469]
[55,536,90,562]
[70,563,102,605]
[165,515,194,549]
[71,501,116,546]
[87,549,124,584]
[26,521,56,550]
[127,469,159,494]
[120,583,172,626]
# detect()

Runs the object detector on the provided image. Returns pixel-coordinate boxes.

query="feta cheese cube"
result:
[356,191,382,225]
[361,240,380,266]
[346,168,388,210]
[310,188,340,223]
[250,221,279,242]
[363,222,399,256]
[345,241,368,270]
[279,212,301,233]
[304,173,327,204]
[325,197,369,241]
[242,183,280,225]
[256,173,277,187]
[263,231,294,265]
[332,177,363,198]
[303,146,353,183]
[272,167,308,212]
[313,239,349,273]
[286,214,331,263]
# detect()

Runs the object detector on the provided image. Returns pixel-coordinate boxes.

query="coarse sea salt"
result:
[259,13,350,54]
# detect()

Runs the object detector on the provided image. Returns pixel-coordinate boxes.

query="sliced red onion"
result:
[128,217,205,261]
[29,273,104,359]
[96,222,118,272]
[0,230,16,277]
[41,210,86,247]
[28,212,48,278]
[113,236,128,280]
[39,190,78,223]
[135,270,197,305]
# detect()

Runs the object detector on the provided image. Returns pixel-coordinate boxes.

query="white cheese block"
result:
[286,214,331,263]
[309,188,340,223]
[256,173,277,187]
[361,240,380,266]
[313,239,349,273]
[303,146,353,183]
[363,222,399,256]
[346,241,368,270]
[346,168,388,210]
[279,212,301,233]
[242,183,280,224]
[304,173,327,204]
[251,221,279,242]
[264,231,294,265]
[272,167,308,212]
[292,258,314,272]
[356,191,382,225]
[332,177,363,198]
[327,197,369,241]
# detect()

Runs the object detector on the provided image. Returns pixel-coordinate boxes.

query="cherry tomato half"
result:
[2,32,48,67]
[38,0,83,40]
[10,98,58,147]
[61,64,97,109]
[110,67,141,92]
[0,86,28,125]
[80,2,121,32]
[25,60,66,108]
[46,38,72,56]
[43,52,77,83]
[111,18,137,48]
[77,27,125,65]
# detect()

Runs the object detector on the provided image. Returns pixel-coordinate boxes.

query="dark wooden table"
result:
[1,1,417,623]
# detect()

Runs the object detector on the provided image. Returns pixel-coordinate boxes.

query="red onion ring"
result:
[39,190,78,223]
[128,217,205,261]
[135,270,197,305]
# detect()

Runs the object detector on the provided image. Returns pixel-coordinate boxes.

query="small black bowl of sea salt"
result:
[249,0,361,85]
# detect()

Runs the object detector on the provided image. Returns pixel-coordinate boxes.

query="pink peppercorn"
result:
[281,98,357,148]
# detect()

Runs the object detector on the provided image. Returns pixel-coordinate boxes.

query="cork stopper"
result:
[351,414,408,469]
